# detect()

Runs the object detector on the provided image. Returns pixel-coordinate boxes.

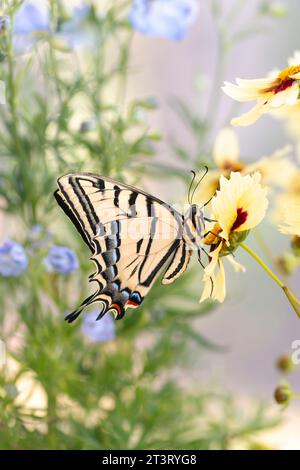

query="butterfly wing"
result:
[55,173,191,321]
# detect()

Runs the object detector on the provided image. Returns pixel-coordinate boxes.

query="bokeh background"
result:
[128,0,300,448]
[0,0,300,450]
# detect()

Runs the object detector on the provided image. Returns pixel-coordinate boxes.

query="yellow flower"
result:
[279,203,300,237]
[273,101,300,162]
[193,128,292,206]
[200,172,268,303]
[212,172,268,242]
[223,53,300,126]
[212,127,241,170]
[273,168,300,226]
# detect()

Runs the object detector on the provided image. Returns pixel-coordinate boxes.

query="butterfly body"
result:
[55,173,206,322]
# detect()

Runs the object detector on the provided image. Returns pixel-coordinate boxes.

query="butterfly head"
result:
[184,204,205,249]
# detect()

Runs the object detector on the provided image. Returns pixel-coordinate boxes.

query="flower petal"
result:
[213,127,240,168]
[231,102,265,127]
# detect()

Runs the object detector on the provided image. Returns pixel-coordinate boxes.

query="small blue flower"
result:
[13,0,50,53]
[27,224,53,250]
[14,0,50,35]
[81,310,116,343]
[129,0,199,40]
[44,245,79,274]
[58,5,101,48]
[0,240,28,277]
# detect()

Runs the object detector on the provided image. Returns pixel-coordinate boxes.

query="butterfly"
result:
[54,171,210,322]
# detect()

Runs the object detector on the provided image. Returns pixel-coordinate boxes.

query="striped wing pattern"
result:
[55,173,191,321]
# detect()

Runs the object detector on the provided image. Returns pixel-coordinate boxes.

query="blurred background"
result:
[0,0,300,450]
[129,0,300,448]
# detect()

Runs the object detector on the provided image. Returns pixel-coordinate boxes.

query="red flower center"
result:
[274,78,295,94]
[231,208,248,231]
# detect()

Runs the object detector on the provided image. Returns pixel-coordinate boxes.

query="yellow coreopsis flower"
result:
[273,103,300,162]
[193,127,293,206]
[200,172,269,303]
[222,52,300,126]
[279,204,300,237]
[273,168,300,226]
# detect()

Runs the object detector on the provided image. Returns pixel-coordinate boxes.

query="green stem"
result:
[240,243,300,319]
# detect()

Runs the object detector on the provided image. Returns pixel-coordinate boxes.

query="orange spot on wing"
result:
[127,300,139,308]
[112,303,122,314]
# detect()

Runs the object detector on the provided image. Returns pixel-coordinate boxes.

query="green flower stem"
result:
[240,243,300,319]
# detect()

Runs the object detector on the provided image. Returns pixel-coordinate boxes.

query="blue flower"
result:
[14,0,50,35]
[13,0,50,53]
[27,224,53,250]
[0,240,28,277]
[129,0,199,40]
[58,5,99,48]
[44,246,79,274]
[81,310,116,343]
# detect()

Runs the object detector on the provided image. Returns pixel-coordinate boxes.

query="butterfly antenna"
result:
[191,166,208,204]
[188,170,197,205]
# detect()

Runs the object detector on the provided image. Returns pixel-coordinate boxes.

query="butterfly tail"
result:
[64,291,99,323]
[65,308,83,324]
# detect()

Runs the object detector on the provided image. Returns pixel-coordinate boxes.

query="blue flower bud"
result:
[44,245,79,274]
[0,240,28,277]
[129,0,199,41]
[81,310,116,343]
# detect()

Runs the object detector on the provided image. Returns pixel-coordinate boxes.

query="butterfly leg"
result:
[198,248,214,297]
[203,230,223,240]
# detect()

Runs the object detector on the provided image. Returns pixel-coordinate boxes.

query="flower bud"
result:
[291,236,300,257]
[0,16,10,35]
[276,355,293,373]
[274,385,291,405]
[277,253,300,275]
[79,118,96,133]
[260,2,287,18]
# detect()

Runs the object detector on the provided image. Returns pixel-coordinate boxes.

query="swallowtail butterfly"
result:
[54,172,208,322]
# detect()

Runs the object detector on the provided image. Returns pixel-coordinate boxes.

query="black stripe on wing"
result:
[55,173,186,323]
[54,189,93,251]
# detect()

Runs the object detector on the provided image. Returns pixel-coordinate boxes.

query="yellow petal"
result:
[288,50,300,67]
[231,102,265,127]
[204,243,223,277]
[269,84,299,108]
[227,255,246,272]
[213,260,226,302]
[199,274,214,303]
[192,171,220,207]
[222,82,265,102]
[245,145,295,188]
[200,244,224,303]
[279,203,300,237]
[212,172,269,240]
[290,72,300,80]
[236,77,277,89]
[213,127,240,167]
